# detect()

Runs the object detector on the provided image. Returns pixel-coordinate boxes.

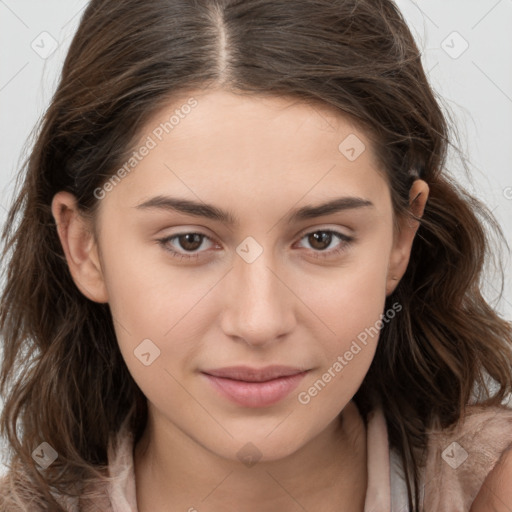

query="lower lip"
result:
[202,371,308,408]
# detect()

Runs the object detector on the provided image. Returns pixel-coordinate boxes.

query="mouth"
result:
[203,365,308,382]
[201,365,310,408]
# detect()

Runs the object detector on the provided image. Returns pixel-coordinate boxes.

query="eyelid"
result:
[295,223,354,240]
[158,223,352,246]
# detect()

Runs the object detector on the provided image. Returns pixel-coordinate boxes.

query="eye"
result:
[295,229,354,259]
[156,232,217,261]
[156,228,354,262]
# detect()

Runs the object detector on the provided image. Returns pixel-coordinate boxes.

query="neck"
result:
[134,401,367,512]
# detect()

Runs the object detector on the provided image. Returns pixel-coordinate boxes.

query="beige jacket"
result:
[2,401,512,511]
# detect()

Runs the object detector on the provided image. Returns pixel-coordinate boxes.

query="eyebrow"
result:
[134,195,374,225]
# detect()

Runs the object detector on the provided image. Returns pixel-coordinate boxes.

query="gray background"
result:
[1,0,511,474]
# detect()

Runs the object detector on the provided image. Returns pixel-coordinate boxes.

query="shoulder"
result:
[422,402,512,512]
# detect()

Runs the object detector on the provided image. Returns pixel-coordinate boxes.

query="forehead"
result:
[100,88,390,217]
[140,88,378,163]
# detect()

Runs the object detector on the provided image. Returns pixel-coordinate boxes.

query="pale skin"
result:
[52,88,429,511]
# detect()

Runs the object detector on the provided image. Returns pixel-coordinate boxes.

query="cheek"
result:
[99,228,196,334]
[293,236,391,398]
[294,267,389,419]
[305,274,385,366]
[300,244,390,352]
[99,231,221,390]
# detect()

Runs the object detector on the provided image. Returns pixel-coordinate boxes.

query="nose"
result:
[219,247,296,348]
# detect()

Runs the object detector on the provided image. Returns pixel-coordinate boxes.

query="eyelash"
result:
[156,229,354,262]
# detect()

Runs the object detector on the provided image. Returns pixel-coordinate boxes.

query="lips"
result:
[202,365,308,382]
[201,365,309,408]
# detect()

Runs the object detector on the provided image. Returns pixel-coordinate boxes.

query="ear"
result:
[386,179,429,296]
[51,191,109,303]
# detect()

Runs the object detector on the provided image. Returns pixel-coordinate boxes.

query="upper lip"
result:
[202,365,309,382]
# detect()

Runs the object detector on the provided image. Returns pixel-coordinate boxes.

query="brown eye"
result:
[307,231,334,251]
[296,229,354,260]
[156,232,216,261]
[176,233,204,251]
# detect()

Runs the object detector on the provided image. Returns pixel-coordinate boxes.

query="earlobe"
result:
[51,191,109,303]
[385,179,429,296]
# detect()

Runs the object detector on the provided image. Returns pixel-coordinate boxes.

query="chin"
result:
[204,425,314,465]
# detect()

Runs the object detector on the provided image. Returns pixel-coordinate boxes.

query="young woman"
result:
[1,1,512,510]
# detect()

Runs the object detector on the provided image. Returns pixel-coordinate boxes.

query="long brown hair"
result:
[1,0,512,510]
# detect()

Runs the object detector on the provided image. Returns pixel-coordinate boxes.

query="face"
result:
[53,88,426,462]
